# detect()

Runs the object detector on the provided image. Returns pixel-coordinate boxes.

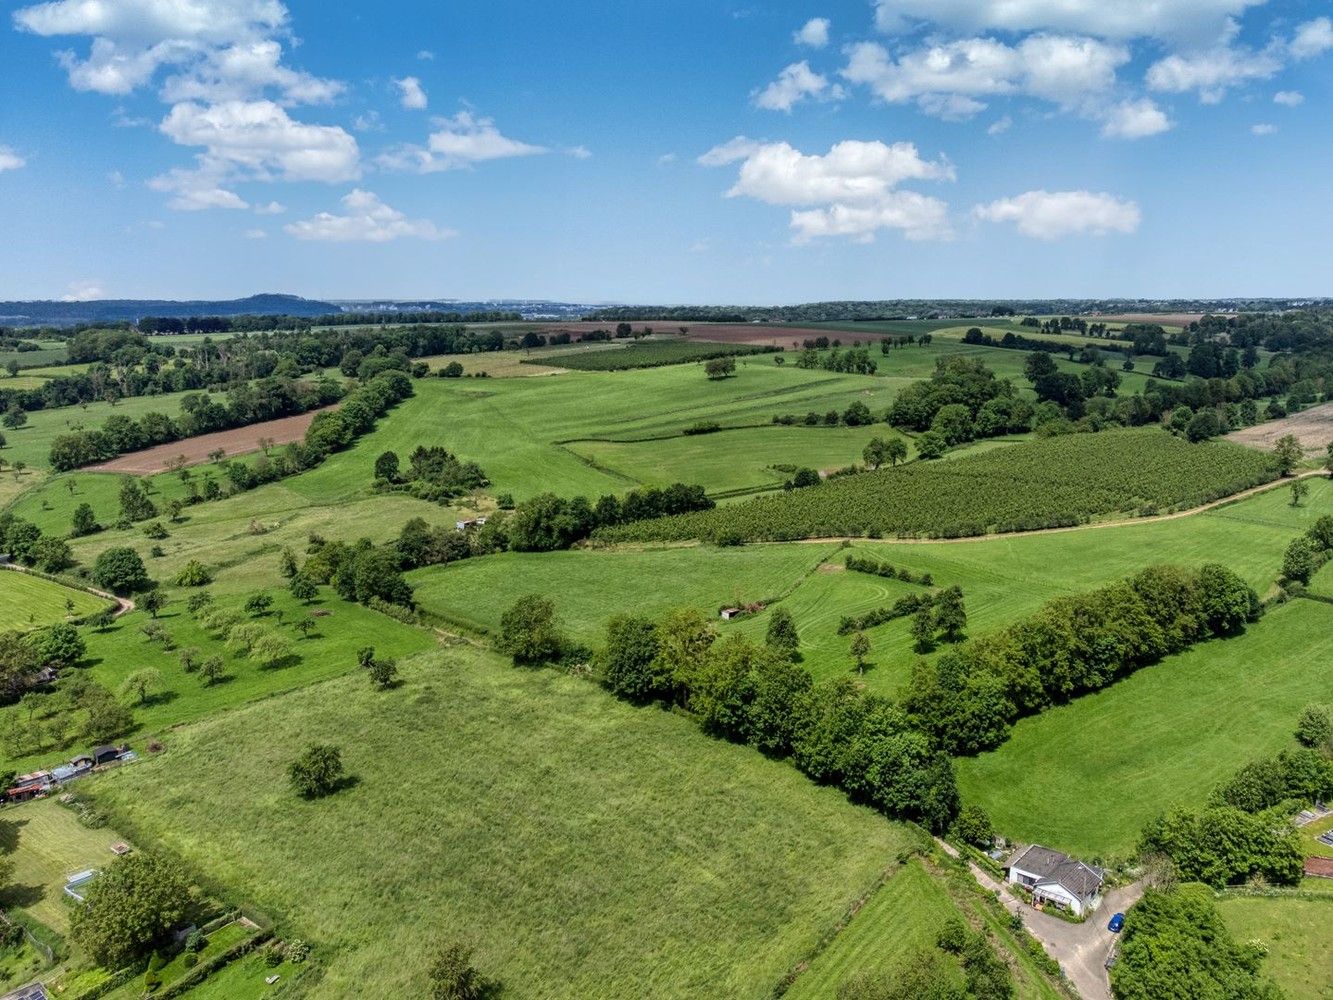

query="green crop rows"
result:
[529,340,775,371]
[595,428,1281,543]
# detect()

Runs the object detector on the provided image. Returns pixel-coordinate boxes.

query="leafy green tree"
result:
[120,668,163,705]
[28,622,85,669]
[651,607,717,703]
[244,593,273,617]
[497,595,566,665]
[1273,433,1304,475]
[118,479,157,523]
[933,587,967,642]
[34,536,74,572]
[914,431,947,460]
[374,451,400,483]
[1295,704,1332,749]
[173,560,212,587]
[366,656,398,689]
[850,631,870,674]
[0,631,40,701]
[704,356,736,380]
[1281,537,1317,585]
[911,606,935,652]
[1290,478,1310,507]
[92,547,150,594]
[249,632,291,669]
[69,853,191,970]
[198,656,226,686]
[764,606,800,660]
[427,941,491,1000]
[294,617,316,640]
[885,438,909,466]
[141,590,166,618]
[71,502,100,537]
[288,574,318,603]
[289,743,345,798]
[278,547,298,578]
[952,804,994,847]
[596,615,660,702]
[177,647,200,673]
[862,437,890,470]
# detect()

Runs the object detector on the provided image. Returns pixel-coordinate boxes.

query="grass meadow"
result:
[955,599,1333,859]
[1217,894,1333,999]
[89,644,916,999]
[0,570,110,630]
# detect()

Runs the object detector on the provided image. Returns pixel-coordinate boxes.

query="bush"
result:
[288,743,346,798]
[173,561,212,587]
[92,547,151,594]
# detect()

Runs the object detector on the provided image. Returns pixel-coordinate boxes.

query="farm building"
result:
[720,608,741,620]
[92,745,122,766]
[1006,844,1104,916]
[455,517,488,532]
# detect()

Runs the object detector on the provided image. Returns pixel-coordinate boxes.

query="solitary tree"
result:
[288,574,318,603]
[427,942,490,1000]
[850,631,871,674]
[704,356,736,380]
[366,656,399,689]
[1273,434,1304,475]
[92,547,150,594]
[244,593,273,617]
[71,502,100,537]
[1291,479,1310,507]
[288,744,345,798]
[497,595,566,665]
[69,853,190,970]
[862,437,890,470]
[764,607,800,660]
[278,547,298,579]
[141,590,166,618]
[120,668,163,705]
[1295,704,1331,749]
[198,655,226,686]
[294,617,316,640]
[885,438,909,467]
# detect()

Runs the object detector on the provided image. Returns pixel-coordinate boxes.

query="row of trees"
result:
[48,376,345,470]
[497,597,961,832]
[905,564,1260,754]
[497,484,714,553]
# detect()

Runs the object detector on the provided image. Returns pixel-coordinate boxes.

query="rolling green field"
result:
[90,644,917,999]
[956,599,1333,859]
[284,365,897,504]
[566,424,913,496]
[0,569,111,629]
[537,338,774,371]
[595,428,1281,543]
[1217,894,1333,999]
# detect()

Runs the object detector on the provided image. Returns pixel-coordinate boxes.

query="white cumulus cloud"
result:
[1146,43,1282,102]
[394,76,428,110]
[701,136,954,242]
[1272,90,1303,106]
[794,17,830,48]
[1100,98,1172,138]
[754,61,845,111]
[0,146,26,172]
[379,110,547,173]
[60,280,106,301]
[974,189,1140,239]
[1250,122,1276,135]
[285,189,454,242]
[872,0,1266,45]
[1289,17,1333,59]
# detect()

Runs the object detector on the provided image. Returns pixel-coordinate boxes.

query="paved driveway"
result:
[970,860,1143,1000]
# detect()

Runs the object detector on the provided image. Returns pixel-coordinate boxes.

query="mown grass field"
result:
[956,600,1333,859]
[0,569,110,630]
[1,797,133,935]
[785,861,962,998]
[566,424,913,497]
[1217,894,1333,999]
[90,645,916,999]
[285,365,896,504]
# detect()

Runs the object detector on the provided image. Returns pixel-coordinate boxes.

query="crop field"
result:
[88,407,331,474]
[0,569,110,630]
[0,344,68,369]
[595,428,1281,543]
[1217,895,1333,998]
[955,599,1333,859]
[530,338,775,371]
[89,644,917,999]
[1227,399,1333,452]
[1,797,133,934]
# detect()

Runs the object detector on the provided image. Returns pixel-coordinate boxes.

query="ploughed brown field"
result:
[87,407,331,475]
[1227,400,1333,452]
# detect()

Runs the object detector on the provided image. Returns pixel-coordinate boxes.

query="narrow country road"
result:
[0,563,135,617]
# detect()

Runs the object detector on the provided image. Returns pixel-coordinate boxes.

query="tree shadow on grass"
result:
[259,654,302,672]
[0,883,46,910]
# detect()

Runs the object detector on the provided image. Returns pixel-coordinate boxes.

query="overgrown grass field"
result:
[90,645,917,999]
[1217,894,1333,999]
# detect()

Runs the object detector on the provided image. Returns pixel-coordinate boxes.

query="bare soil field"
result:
[1227,401,1333,452]
[88,407,331,475]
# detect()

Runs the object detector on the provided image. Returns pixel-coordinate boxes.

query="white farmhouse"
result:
[1005,844,1104,917]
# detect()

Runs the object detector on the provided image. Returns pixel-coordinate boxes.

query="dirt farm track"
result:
[88,407,330,475]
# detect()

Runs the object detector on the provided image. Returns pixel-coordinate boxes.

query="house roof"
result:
[1008,844,1104,901]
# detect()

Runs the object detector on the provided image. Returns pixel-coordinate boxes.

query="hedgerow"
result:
[593,428,1281,543]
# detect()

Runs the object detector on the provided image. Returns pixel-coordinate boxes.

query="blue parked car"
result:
[1108,912,1125,933]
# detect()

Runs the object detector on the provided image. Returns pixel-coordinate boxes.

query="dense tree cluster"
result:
[1278,514,1333,586]
[302,536,415,609]
[591,606,959,831]
[374,445,489,502]
[1111,884,1282,1000]
[905,565,1259,754]
[495,483,714,553]
[0,511,74,573]
[69,852,192,970]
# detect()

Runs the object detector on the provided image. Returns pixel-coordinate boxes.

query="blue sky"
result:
[1,0,1330,302]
